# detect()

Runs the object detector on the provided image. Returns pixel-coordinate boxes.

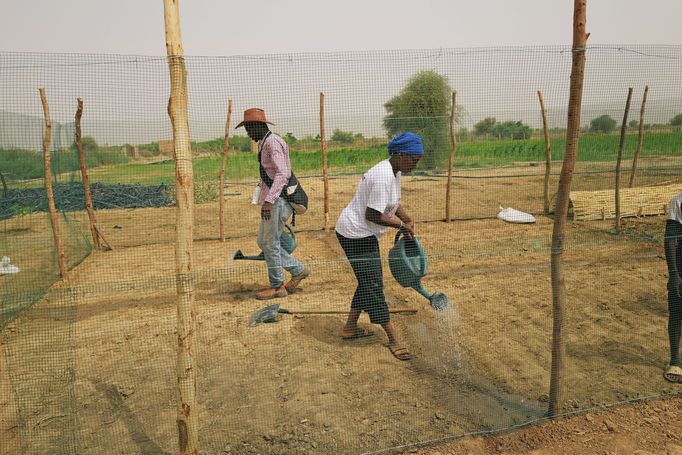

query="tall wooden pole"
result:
[219,98,232,242]
[538,90,552,214]
[614,88,633,232]
[162,1,198,453]
[39,88,68,279]
[628,85,648,188]
[75,98,102,251]
[320,92,329,229]
[548,0,588,419]
[445,90,458,222]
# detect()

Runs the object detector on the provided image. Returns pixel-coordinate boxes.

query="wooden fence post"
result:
[320,92,329,229]
[629,85,648,188]
[445,90,458,222]
[75,97,111,251]
[39,88,68,279]
[0,171,7,198]
[162,1,198,453]
[219,98,232,242]
[549,0,588,419]
[615,87,633,232]
[538,90,552,214]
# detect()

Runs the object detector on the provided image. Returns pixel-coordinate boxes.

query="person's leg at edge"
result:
[669,289,682,367]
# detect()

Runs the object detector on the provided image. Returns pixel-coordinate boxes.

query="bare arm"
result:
[395,204,414,229]
[365,207,415,237]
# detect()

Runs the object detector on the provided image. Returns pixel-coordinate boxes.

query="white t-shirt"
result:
[336,160,401,239]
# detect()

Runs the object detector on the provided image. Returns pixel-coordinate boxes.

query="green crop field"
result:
[3,131,681,187]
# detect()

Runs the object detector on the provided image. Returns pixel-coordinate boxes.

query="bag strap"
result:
[258,132,298,194]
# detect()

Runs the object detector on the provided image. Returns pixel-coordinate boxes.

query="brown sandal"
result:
[389,346,411,361]
[341,328,375,340]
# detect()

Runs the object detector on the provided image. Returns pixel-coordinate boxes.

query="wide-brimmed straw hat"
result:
[235,108,275,128]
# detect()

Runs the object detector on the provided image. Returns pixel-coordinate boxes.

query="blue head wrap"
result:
[387,132,424,156]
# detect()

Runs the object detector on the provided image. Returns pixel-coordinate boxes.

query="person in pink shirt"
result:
[236,108,310,300]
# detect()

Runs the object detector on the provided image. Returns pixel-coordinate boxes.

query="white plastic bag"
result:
[0,256,20,275]
[251,185,261,205]
[497,206,536,224]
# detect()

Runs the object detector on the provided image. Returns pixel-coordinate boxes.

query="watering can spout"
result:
[415,284,432,301]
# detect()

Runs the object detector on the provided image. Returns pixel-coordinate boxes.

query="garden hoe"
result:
[388,231,450,311]
[249,303,418,327]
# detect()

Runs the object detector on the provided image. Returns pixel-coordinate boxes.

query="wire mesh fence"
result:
[1,45,682,454]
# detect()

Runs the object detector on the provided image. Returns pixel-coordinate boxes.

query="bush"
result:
[284,132,298,144]
[671,113,682,126]
[589,115,617,133]
[474,117,496,136]
[331,129,355,145]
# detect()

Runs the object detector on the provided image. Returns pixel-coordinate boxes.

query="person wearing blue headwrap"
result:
[334,132,424,361]
[387,131,425,156]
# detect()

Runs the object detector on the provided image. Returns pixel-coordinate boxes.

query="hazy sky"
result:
[2,1,681,148]
[2,0,681,56]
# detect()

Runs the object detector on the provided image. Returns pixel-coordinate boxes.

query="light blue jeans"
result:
[257,197,305,288]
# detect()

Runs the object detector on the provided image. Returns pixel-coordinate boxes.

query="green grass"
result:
[89,132,682,185]
[4,132,681,187]
[82,147,389,185]
[456,132,682,163]
[0,147,129,182]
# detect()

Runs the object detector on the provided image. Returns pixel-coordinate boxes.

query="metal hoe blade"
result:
[233,250,266,261]
[248,303,281,326]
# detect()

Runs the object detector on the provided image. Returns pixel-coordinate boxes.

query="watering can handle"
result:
[393,228,415,245]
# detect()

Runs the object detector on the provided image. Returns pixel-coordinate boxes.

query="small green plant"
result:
[10,203,34,217]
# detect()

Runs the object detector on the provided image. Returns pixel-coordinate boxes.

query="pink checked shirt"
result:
[258,131,292,204]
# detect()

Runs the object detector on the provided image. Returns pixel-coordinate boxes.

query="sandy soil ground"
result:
[1,159,682,454]
[413,396,682,455]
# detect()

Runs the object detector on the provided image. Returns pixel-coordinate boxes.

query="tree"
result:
[671,113,682,126]
[330,129,354,145]
[474,117,496,136]
[490,120,532,139]
[384,71,453,169]
[628,119,639,129]
[230,136,252,152]
[81,136,98,151]
[589,114,617,133]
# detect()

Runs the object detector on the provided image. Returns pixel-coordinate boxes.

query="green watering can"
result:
[233,224,297,261]
[388,230,449,310]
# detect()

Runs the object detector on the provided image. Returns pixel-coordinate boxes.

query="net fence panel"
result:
[0,46,681,454]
